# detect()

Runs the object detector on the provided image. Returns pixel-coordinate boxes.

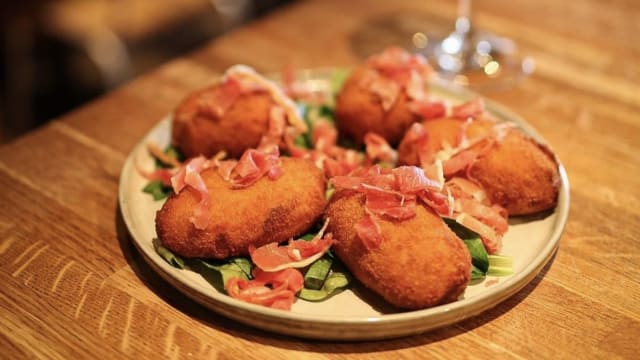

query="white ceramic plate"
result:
[118,69,569,340]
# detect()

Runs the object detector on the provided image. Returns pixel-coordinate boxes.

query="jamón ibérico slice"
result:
[227,146,282,189]
[361,184,416,220]
[249,220,334,272]
[402,123,434,168]
[455,198,509,234]
[442,149,478,177]
[364,132,398,165]
[367,47,432,86]
[136,164,174,187]
[418,189,453,217]
[355,214,383,250]
[322,157,355,178]
[225,65,307,133]
[170,156,213,230]
[446,177,488,204]
[455,213,502,254]
[451,98,485,120]
[408,100,447,120]
[225,268,304,310]
[198,75,245,118]
[393,165,441,193]
[366,74,400,111]
[258,106,287,150]
[330,174,364,191]
[422,160,445,191]
[312,120,338,152]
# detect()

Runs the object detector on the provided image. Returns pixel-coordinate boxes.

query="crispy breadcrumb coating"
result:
[325,192,471,310]
[172,87,273,158]
[156,158,326,259]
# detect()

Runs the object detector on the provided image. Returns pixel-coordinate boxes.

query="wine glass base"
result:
[421,30,535,91]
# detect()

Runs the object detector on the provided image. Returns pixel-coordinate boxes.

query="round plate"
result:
[118,69,569,340]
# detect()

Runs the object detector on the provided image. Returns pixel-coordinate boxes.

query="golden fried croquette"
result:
[172,87,273,159]
[468,131,560,215]
[156,157,326,259]
[325,192,471,310]
[397,117,559,215]
[335,67,420,146]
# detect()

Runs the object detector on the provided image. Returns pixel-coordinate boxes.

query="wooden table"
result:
[1,0,638,358]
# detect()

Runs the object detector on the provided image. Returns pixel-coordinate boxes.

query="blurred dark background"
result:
[0,0,295,143]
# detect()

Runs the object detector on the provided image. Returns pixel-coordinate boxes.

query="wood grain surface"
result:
[1,0,639,358]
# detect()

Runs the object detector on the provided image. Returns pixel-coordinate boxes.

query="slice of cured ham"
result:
[249,220,334,272]
[225,268,304,310]
[170,156,213,230]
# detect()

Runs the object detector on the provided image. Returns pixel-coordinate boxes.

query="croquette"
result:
[156,157,327,259]
[325,191,471,310]
[335,67,420,146]
[172,86,273,159]
[468,131,560,215]
[397,117,560,215]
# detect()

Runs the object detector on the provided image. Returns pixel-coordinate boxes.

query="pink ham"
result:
[354,214,383,251]
[225,268,304,310]
[170,156,213,230]
[451,97,485,120]
[364,132,398,164]
[249,220,334,272]
[227,146,282,189]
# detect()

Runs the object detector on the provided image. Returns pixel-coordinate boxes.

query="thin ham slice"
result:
[408,100,447,120]
[136,164,175,187]
[442,149,478,177]
[401,123,434,168]
[170,156,213,230]
[364,132,398,165]
[354,214,383,251]
[225,65,307,134]
[393,165,442,193]
[361,184,416,220]
[361,47,433,111]
[227,146,282,189]
[455,213,502,254]
[312,120,338,152]
[249,220,334,272]
[225,268,304,310]
[367,46,432,86]
[257,106,287,150]
[451,98,485,120]
[444,178,508,254]
[446,177,487,204]
[198,75,244,118]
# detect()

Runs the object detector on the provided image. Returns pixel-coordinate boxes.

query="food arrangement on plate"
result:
[137,47,560,312]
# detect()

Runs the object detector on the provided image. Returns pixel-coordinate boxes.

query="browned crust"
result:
[155,157,327,258]
[325,192,471,310]
[172,86,273,158]
[469,131,560,215]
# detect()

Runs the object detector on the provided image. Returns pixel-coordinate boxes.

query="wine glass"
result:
[418,0,534,89]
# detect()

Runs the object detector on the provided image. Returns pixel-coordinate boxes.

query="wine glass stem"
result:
[455,0,474,57]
